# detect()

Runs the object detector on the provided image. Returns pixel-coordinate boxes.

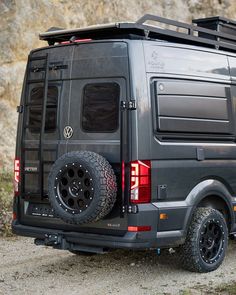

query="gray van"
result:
[12,14,236,272]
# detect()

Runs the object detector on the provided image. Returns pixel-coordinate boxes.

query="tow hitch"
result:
[35,234,66,248]
[34,233,108,254]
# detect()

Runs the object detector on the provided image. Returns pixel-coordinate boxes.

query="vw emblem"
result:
[63,126,73,139]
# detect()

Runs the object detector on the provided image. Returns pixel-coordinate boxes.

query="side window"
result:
[29,86,58,133]
[154,80,233,138]
[82,83,120,132]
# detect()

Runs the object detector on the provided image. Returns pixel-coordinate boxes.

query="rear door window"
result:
[29,86,58,133]
[82,83,120,132]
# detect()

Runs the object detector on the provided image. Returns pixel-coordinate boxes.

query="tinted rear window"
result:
[29,86,58,133]
[82,83,120,132]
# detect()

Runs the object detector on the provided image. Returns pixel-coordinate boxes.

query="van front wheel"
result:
[179,207,228,273]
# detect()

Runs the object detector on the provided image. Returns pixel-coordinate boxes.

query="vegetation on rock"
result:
[0,171,13,236]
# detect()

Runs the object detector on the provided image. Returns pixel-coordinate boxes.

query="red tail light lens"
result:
[130,160,151,204]
[14,159,20,196]
[12,212,17,221]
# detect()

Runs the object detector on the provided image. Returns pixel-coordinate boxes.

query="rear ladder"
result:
[21,54,56,199]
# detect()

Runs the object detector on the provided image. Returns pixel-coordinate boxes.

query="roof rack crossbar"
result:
[136,25,236,53]
[133,23,236,51]
[136,14,236,43]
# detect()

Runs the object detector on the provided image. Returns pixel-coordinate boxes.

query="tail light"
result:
[12,212,17,221]
[130,160,151,204]
[14,158,20,196]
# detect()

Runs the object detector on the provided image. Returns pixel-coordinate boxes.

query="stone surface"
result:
[0,0,236,169]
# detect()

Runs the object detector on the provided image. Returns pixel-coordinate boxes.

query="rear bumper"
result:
[12,221,185,249]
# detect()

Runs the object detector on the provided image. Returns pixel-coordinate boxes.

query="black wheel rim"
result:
[54,162,94,214]
[199,219,225,264]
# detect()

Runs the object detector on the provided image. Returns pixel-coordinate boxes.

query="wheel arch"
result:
[197,195,231,228]
[184,179,235,233]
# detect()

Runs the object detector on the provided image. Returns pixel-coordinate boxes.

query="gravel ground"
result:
[0,236,236,295]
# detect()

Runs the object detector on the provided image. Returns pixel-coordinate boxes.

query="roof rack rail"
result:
[39,14,236,53]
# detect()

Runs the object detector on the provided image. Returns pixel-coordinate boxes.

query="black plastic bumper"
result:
[12,221,185,249]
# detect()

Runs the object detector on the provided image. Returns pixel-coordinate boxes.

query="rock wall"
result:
[0,0,236,170]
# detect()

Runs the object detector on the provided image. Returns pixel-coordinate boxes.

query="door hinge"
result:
[30,67,45,73]
[120,100,136,110]
[49,64,68,71]
[17,105,23,113]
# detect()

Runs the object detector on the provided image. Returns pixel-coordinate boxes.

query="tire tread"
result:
[178,207,228,273]
[48,151,117,225]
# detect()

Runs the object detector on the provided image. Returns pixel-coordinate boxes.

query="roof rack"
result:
[39,14,236,53]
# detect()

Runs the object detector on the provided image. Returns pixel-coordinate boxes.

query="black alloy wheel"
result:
[55,163,94,215]
[179,207,228,272]
[48,151,117,225]
[199,219,224,264]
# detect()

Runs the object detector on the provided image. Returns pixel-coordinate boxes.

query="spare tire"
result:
[48,151,117,225]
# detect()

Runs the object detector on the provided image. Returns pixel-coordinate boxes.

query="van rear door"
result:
[19,41,130,235]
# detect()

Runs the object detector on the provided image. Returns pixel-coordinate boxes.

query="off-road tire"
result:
[48,151,117,225]
[179,207,228,273]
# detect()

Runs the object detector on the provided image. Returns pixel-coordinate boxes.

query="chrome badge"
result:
[63,126,73,139]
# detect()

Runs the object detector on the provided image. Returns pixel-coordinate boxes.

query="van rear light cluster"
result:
[14,159,20,196]
[12,212,17,221]
[130,160,151,204]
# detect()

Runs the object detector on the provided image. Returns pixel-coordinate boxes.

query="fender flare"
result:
[184,179,235,233]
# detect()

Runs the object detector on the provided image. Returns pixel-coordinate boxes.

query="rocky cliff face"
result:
[0,0,236,170]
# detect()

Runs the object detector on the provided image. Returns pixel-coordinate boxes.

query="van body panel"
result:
[128,41,236,234]
[144,44,230,80]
